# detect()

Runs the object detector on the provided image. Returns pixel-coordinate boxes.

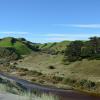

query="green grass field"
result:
[0,37,32,55]
[39,40,71,53]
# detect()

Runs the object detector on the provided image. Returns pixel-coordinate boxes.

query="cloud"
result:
[54,24,100,28]
[0,31,32,35]
[47,37,72,41]
[45,33,67,37]
[70,24,100,28]
[44,33,100,41]
[45,33,100,37]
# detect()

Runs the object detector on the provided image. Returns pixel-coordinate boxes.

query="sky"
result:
[0,0,100,43]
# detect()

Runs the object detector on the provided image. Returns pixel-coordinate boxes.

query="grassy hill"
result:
[2,37,100,80]
[39,41,71,54]
[0,37,71,55]
[1,37,100,94]
[0,37,36,55]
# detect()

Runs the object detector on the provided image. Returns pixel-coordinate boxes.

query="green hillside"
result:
[0,37,71,55]
[0,37,33,55]
[39,41,71,54]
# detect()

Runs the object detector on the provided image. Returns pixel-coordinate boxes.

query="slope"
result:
[0,37,33,55]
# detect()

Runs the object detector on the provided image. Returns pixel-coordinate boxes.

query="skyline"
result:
[0,0,100,43]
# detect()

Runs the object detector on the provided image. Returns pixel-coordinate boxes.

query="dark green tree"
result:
[65,41,83,61]
[89,37,100,54]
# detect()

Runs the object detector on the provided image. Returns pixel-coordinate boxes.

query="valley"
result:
[0,37,100,100]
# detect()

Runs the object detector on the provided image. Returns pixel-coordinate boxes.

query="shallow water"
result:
[0,72,100,100]
[56,90,100,100]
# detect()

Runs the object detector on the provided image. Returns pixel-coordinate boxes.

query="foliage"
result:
[63,78,96,90]
[64,37,100,61]
[64,40,83,61]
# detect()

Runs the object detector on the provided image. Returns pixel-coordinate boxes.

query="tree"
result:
[64,41,83,61]
[64,36,100,62]
[89,37,100,54]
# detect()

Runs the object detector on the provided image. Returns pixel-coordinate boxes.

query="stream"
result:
[0,72,100,100]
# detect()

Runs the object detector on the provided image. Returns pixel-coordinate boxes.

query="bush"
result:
[52,76,63,82]
[18,68,29,72]
[63,78,96,90]
[28,70,42,76]
[79,79,88,87]
[63,78,76,85]
[78,79,96,89]
[48,65,55,69]
[86,80,96,89]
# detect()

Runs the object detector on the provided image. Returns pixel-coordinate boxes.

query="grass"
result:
[0,83,58,100]
[0,83,20,94]
[0,37,71,55]
[0,37,32,55]
[14,52,100,92]
[0,37,13,47]
[1,37,100,95]
[39,40,71,53]
[16,52,64,74]
[13,41,31,55]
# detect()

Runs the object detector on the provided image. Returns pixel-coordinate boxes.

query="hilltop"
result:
[39,41,71,54]
[0,37,71,55]
[0,37,39,55]
[0,37,71,62]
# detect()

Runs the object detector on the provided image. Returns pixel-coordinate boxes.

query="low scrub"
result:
[63,78,97,91]
[48,65,55,69]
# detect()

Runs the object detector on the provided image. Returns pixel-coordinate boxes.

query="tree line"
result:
[64,37,100,62]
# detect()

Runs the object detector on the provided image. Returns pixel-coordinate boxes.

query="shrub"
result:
[10,65,16,69]
[86,80,96,89]
[78,79,96,89]
[48,65,55,69]
[31,78,36,82]
[18,68,29,72]
[79,79,88,87]
[28,70,42,76]
[63,78,76,85]
[38,80,45,84]
[52,76,63,82]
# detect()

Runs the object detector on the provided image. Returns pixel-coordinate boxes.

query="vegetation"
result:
[1,36,100,95]
[64,37,100,62]
[0,83,58,100]
[39,41,71,54]
[0,75,59,100]
[0,47,20,61]
[0,37,39,55]
[64,40,83,61]
[48,65,55,69]
[62,78,96,91]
